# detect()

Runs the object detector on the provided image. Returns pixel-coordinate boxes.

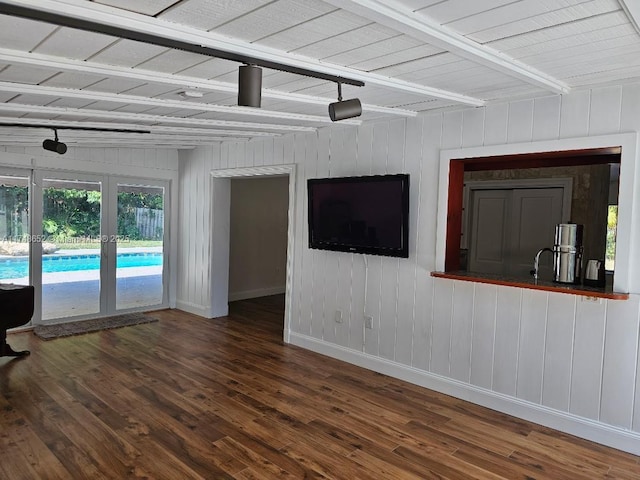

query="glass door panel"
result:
[41,178,102,320]
[0,174,30,286]
[116,184,164,310]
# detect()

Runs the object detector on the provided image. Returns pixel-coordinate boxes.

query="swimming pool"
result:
[0,252,162,280]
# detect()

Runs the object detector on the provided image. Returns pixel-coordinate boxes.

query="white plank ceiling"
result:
[0,0,637,148]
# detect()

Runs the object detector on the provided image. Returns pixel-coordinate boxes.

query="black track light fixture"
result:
[42,128,67,154]
[328,82,362,122]
[238,64,263,108]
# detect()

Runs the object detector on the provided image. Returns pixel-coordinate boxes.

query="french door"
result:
[25,171,169,324]
[39,174,104,320]
[0,169,31,288]
[114,181,166,311]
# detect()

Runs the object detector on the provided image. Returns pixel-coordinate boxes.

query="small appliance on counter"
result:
[552,223,583,284]
[584,259,606,287]
[533,223,583,284]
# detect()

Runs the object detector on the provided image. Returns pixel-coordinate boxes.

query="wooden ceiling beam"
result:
[0,81,359,125]
[0,49,416,118]
[326,0,571,94]
[0,0,483,106]
[0,104,318,132]
[620,0,640,36]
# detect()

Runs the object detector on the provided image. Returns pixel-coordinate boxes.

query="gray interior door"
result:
[509,188,564,277]
[468,187,565,277]
[468,189,510,275]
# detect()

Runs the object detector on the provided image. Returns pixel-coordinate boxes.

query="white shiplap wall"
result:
[0,145,179,175]
[177,83,640,454]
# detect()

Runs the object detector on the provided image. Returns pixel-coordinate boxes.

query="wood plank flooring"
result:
[1,295,639,479]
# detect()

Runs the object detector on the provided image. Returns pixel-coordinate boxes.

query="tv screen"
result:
[307,174,409,258]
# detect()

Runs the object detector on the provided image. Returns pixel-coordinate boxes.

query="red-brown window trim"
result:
[444,147,621,272]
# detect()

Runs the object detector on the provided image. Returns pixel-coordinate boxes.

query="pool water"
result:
[0,253,162,280]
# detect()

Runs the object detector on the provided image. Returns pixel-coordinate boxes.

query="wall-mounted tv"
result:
[307,174,410,258]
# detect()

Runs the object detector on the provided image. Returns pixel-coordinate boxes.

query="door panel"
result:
[41,177,103,320]
[115,183,165,310]
[0,173,30,287]
[469,190,510,274]
[468,187,565,277]
[510,188,563,277]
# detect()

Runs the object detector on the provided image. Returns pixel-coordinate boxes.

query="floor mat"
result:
[33,313,158,340]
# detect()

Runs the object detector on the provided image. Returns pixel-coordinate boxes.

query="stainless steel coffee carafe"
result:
[552,223,583,284]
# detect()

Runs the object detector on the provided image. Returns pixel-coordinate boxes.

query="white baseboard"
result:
[289,332,640,456]
[228,286,285,302]
[175,300,214,318]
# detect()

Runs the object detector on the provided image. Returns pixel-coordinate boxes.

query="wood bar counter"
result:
[431,271,629,300]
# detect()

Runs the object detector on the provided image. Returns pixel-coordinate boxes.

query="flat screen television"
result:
[307,174,409,258]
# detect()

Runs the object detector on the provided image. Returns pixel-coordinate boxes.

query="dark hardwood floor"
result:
[1,295,639,479]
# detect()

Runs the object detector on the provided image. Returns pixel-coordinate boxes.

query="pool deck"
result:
[2,247,164,321]
[0,246,163,260]
[42,274,163,319]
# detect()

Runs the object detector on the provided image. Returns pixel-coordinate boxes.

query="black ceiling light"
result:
[328,82,362,121]
[238,64,262,108]
[42,128,67,154]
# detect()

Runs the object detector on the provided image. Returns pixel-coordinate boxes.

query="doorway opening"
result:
[228,176,289,302]
[210,165,296,343]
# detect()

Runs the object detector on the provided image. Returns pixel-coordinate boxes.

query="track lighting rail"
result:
[0,123,151,134]
[0,3,365,88]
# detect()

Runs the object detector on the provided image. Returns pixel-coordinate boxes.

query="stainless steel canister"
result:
[552,223,583,284]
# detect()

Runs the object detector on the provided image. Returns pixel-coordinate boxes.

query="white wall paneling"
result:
[470,282,497,390]
[177,146,216,317]
[322,247,339,346]
[379,257,400,361]
[335,251,353,350]
[570,298,607,421]
[296,133,316,337]
[492,286,523,397]
[449,280,475,382]
[541,293,576,412]
[462,107,485,148]
[589,86,622,136]
[532,95,561,141]
[620,83,640,133]
[516,289,548,404]
[310,129,329,341]
[507,99,534,143]
[363,254,383,356]
[179,83,640,455]
[430,278,454,376]
[559,89,590,139]
[411,115,440,371]
[395,117,423,366]
[483,102,509,146]
[600,295,640,429]
[442,110,463,149]
[378,119,406,361]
